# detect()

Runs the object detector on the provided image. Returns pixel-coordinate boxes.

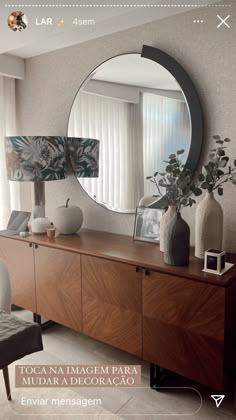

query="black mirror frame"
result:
[141,45,203,209]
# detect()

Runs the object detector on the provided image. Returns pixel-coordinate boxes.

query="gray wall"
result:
[16,1,236,251]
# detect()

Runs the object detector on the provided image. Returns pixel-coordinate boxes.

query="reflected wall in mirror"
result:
[68,47,202,213]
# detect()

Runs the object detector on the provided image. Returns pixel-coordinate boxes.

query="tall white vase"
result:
[195,192,223,259]
[160,206,176,252]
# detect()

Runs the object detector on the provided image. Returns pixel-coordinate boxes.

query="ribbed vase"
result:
[159,206,176,252]
[195,191,223,259]
[164,212,190,266]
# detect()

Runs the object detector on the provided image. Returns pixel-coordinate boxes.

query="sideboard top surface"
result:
[1,229,235,287]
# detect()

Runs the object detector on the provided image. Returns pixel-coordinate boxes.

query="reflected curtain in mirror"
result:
[69,92,143,212]
[69,90,190,211]
[143,93,191,197]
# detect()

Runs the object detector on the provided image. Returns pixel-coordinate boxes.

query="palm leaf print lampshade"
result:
[5,136,67,182]
[67,137,99,178]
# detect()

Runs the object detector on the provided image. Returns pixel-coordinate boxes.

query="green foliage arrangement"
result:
[198,135,236,196]
[147,135,234,212]
[146,149,202,213]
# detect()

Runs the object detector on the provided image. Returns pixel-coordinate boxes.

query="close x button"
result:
[217,15,230,29]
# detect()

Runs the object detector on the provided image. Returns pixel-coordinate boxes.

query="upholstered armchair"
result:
[0,259,43,400]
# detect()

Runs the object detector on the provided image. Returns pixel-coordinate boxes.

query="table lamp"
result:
[5,136,100,221]
[5,136,67,219]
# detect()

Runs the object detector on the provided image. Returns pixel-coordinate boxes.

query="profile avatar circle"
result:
[8,11,28,32]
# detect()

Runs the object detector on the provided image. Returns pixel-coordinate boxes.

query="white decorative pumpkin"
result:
[53,199,83,234]
[31,217,51,234]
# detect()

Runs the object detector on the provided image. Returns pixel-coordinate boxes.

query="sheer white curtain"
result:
[143,93,191,197]
[69,91,143,212]
[0,76,20,229]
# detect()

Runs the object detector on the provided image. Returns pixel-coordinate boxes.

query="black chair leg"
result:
[2,366,11,400]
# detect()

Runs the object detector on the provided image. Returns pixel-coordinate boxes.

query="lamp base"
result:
[33,205,45,219]
[33,182,45,219]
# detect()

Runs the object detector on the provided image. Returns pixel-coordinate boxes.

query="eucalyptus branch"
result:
[213,176,232,191]
[146,149,201,212]
[199,135,234,196]
[153,177,164,198]
[147,135,235,210]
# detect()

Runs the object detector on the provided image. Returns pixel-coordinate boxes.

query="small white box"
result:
[204,249,226,274]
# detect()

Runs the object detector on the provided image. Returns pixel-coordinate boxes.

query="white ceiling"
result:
[92,54,180,90]
[0,0,222,59]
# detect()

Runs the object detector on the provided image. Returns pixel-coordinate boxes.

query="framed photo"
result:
[133,206,161,243]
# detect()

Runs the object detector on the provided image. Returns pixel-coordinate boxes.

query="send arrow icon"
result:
[211,395,225,408]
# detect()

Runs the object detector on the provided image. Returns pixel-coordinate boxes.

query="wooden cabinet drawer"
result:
[0,237,36,312]
[143,271,225,390]
[82,255,142,357]
[35,246,82,332]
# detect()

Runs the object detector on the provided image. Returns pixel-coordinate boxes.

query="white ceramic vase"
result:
[160,205,176,252]
[195,191,223,259]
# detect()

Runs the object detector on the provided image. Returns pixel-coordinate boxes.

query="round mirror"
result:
[68,46,202,213]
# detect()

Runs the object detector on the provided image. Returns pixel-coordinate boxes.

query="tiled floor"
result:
[0,310,236,419]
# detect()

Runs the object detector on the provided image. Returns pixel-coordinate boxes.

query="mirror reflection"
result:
[68,53,191,213]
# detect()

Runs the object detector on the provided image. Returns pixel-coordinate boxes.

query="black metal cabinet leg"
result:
[33,313,54,331]
[33,313,41,324]
[150,363,169,391]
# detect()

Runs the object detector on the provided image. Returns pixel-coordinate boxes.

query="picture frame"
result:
[133,206,161,243]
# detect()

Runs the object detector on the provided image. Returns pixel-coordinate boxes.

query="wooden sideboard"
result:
[1,229,236,391]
